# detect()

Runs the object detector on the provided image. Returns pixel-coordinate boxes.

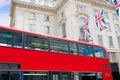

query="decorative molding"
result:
[75,0,115,10]
[76,12,89,19]
[59,17,66,26]
[11,0,115,17]
[11,0,68,14]
[11,0,56,13]
[90,0,114,10]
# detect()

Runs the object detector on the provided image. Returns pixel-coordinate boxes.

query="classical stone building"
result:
[10,0,120,79]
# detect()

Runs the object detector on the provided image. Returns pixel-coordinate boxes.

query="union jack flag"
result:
[83,20,91,41]
[95,9,108,31]
[113,0,120,18]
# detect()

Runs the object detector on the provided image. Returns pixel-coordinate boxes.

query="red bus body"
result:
[0,26,113,80]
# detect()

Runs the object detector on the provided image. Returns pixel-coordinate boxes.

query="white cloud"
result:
[0,13,10,27]
[0,0,11,8]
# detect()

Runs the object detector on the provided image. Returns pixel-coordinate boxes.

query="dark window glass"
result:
[0,63,21,69]
[25,34,48,51]
[13,32,23,48]
[98,35,103,45]
[81,73,96,80]
[71,72,80,80]
[50,39,69,53]
[118,37,120,47]
[108,36,114,47]
[23,71,48,80]
[78,44,93,57]
[61,73,69,80]
[62,23,66,38]
[44,15,49,21]
[0,29,22,48]
[0,71,21,80]
[93,46,107,58]
[81,73,96,76]
[52,73,59,80]
[0,29,13,47]
[97,73,103,80]
[69,43,78,55]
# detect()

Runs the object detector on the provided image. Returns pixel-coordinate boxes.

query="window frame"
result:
[108,36,114,47]
[49,38,69,53]
[24,34,49,51]
[98,35,103,45]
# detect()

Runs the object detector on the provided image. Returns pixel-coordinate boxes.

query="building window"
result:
[62,23,66,38]
[104,12,109,18]
[44,15,49,21]
[108,36,114,47]
[79,18,85,41]
[29,24,36,32]
[44,0,49,7]
[72,72,79,80]
[69,42,78,55]
[118,37,120,47]
[93,9,98,17]
[105,0,109,2]
[44,25,50,34]
[106,22,111,31]
[50,39,68,53]
[113,14,118,20]
[114,24,120,33]
[61,12,65,17]
[30,0,35,3]
[108,52,117,62]
[77,5,85,13]
[98,35,103,45]
[109,0,113,2]
[61,73,69,80]
[29,13,36,19]
[105,0,113,3]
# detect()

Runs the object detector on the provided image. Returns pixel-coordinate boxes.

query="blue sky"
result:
[0,5,10,14]
[0,0,11,27]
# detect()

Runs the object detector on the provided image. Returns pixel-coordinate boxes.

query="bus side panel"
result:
[103,72,113,80]
[0,46,113,80]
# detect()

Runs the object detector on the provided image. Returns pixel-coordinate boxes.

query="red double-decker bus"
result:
[0,26,113,80]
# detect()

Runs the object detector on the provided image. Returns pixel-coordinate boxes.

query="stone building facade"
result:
[10,0,120,76]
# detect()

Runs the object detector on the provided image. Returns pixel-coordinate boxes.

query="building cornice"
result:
[91,0,114,10]
[10,0,68,16]
[12,0,56,13]
[75,0,115,10]
[10,0,115,17]
[55,0,68,12]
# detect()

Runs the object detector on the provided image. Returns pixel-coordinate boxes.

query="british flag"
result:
[113,0,120,18]
[83,20,91,41]
[95,9,108,31]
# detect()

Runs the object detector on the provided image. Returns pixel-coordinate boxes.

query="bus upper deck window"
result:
[93,46,107,58]
[0,29,13,47]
